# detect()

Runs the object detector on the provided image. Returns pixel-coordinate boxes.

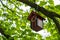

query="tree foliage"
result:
[0,0,60,40]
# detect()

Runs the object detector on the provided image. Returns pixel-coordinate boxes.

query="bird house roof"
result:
[28,11,45,21]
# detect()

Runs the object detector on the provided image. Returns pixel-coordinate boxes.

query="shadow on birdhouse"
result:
[27,11,45,32]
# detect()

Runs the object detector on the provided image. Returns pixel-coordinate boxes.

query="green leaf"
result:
[55,5,60,10]
[39,1,47,6]
[48,0,54,6]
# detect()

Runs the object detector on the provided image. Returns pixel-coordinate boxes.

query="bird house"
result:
[28,11,45,32]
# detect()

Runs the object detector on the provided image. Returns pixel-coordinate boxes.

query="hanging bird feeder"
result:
[27,11,45,32]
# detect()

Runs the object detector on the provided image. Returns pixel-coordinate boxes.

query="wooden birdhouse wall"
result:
[27,11,45,31]
[37,18,43,28]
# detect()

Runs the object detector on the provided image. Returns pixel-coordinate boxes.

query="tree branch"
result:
[0,28,10,38]
[8,0,21,10]
[0,0,21,17]
[17,0,60,18]
[52,17,60,33]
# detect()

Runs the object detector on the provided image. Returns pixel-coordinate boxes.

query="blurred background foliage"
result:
[0,0,60,40]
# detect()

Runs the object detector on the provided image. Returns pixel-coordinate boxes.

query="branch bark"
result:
[0,28,10,38]
[52,17,60,33]
[17,0,60,18]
